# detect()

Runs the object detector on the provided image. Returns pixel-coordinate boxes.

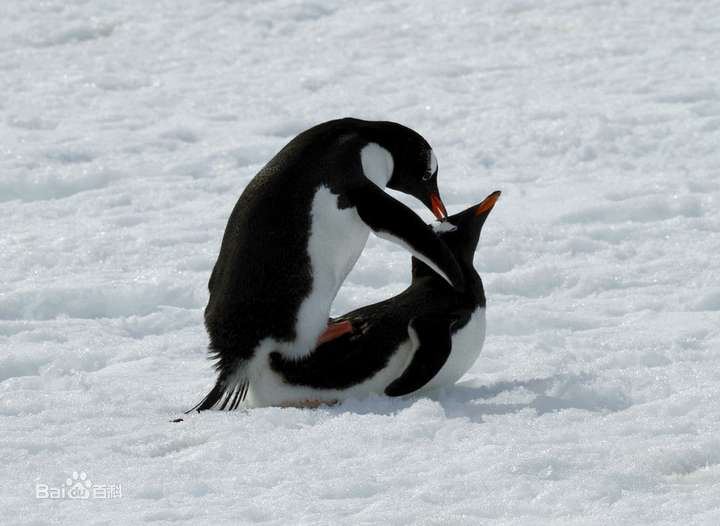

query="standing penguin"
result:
[265,191,501,407]
[191,118,464,411]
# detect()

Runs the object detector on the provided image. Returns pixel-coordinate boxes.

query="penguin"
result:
[262,190,501,407]
[190,118,464,411]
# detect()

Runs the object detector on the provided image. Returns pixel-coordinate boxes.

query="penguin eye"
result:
[422,167,437,181]
[424,151,438,180]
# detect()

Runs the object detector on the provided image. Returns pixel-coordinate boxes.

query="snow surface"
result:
[2,0,720,524]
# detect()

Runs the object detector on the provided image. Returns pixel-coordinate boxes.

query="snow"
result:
[1,0,720,524]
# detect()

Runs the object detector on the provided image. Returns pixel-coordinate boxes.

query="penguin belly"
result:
[245,338,415,407]
[287,185,371,358]
[242,185,375,405]
[421,307,487,391]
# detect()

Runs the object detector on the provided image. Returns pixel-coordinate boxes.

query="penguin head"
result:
[440,190,500,263]
[414,191,501,279]
[376,122,447,220]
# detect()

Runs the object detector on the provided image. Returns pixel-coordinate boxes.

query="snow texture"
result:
[2,0,720,524]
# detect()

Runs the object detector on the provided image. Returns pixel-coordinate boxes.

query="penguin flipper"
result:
[384,316,455,397]
[347,184,464,290]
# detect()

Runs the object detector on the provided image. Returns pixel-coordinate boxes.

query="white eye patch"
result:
[360,142,394,187]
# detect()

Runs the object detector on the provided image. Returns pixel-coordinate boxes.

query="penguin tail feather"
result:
[186,377,249,413]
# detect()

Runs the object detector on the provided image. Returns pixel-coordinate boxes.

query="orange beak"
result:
[474,191,501,216]
[316,320,353,346]
[430,193,448,220]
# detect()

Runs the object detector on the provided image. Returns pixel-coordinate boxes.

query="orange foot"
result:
[316,320,353,345]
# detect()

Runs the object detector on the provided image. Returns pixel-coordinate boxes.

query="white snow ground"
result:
[2,0,720,524]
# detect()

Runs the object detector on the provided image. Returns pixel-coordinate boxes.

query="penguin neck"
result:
[412,258,485,306]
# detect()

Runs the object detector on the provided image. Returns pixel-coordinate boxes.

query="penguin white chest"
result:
[422,307,487,390]
[291,186,370,356]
